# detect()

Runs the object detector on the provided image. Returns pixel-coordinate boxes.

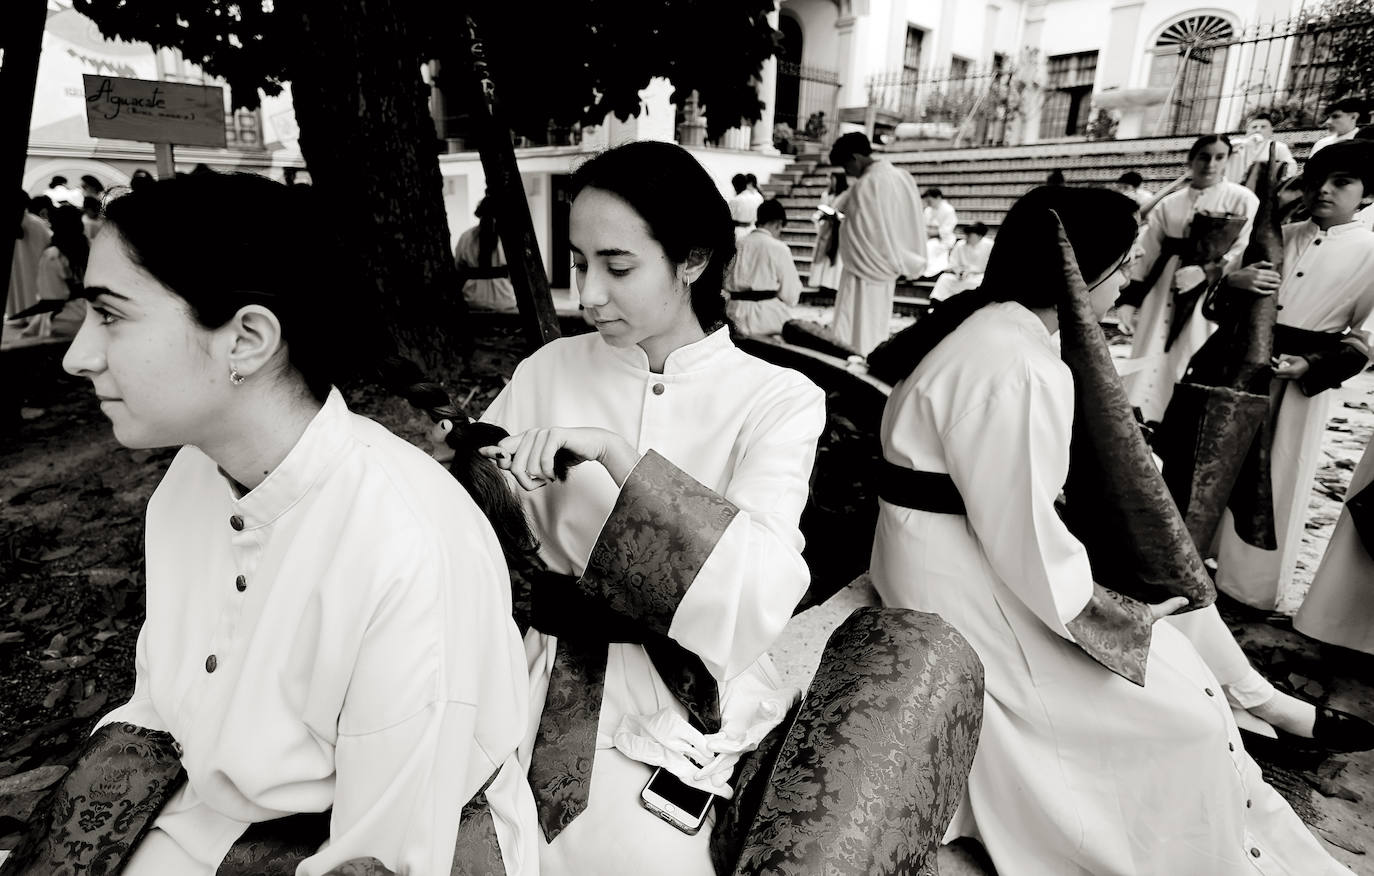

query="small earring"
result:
[229,368,246,386]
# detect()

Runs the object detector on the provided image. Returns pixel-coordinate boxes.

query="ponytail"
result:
[867,186,1139,385]
[376,356,539,565]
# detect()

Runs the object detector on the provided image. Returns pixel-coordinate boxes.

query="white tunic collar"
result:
[602,324,736,375]
[221,388,352,529]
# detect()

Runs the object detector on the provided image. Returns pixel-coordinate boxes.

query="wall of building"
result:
[27,4,304,194]
[782,0,843,72]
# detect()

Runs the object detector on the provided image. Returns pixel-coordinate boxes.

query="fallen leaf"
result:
[0,766,66,797]
[0,632,23,645]
[42,633,68,658]
[37,656,93,672]
[73,691,108,719]
[38,546,80,563]
[16,605,52,623]
[41,679,69,710]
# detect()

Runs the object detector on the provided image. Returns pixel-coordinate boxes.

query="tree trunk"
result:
[455,15,561,351]
[281,0,469,373]
[0,0,48,429]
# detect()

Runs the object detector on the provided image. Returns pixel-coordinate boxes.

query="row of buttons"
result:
[213,515,252,673]
[1205,686,1260,858]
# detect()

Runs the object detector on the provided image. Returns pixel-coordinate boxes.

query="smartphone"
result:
[640,767,717,835]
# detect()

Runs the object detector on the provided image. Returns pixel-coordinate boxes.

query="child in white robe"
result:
[724,198,803,336]
[1214,141,1374,610]
[868,185,1352,875]
[929,223,991,302]
[1116,134,1258,424]
[19,173,539,876]
[479,141,826,876]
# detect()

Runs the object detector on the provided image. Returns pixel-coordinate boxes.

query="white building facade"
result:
[778,0,1328,147]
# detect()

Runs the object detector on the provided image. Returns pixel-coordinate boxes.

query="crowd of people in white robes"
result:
[9,94,1374,876]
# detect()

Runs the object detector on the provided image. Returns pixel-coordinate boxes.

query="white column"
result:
[752,5,781,152]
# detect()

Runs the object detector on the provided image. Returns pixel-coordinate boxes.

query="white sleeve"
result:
[660,381,826,681]
[942,370,1094,635]
[96,625,166,732]
[299,538,512,876]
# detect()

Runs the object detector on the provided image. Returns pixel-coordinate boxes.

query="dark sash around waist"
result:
[1272,323,1347,356]
[876,460,967,515]
[730,288,779,302]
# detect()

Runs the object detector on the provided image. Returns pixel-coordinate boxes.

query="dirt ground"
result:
[0,313,1370,870]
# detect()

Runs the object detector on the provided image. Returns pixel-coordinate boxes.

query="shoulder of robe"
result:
[729,347,825,404]
[146,445,215,512]
[510,331,602,381]
[344,414,500,546]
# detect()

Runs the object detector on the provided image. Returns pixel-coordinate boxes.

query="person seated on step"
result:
[724,197,803,337]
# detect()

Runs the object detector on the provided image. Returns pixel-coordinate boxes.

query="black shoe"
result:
[1241,705,1374,755]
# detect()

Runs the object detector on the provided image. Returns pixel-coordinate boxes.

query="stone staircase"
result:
[763,129,1324,298]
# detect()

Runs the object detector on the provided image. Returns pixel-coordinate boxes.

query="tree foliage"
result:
[1307,0,1374,104]
[71,0,781,142]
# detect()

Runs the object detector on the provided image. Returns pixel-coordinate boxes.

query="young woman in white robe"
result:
[27,172,539,875]
[1117,135,1258,424]
[1214,144,1374,611]
[478,141,826,876]
[868,186,1351,875]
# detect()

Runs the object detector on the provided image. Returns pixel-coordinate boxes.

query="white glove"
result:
[1172,264,1207,291]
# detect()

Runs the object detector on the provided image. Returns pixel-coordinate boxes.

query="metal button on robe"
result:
[1251,848,1261,858]
[1296,271,1304,277]
[205,654,218,673]
[235,575,247,592]
[230,515,245,531]
[652,383,665,396]
[1228,742,1235,751]
[1205,688,1214,697]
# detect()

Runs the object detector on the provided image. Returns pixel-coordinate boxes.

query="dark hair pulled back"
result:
[375,356,538,565]
[868,186,1139,384]
[1187,133,1233,161]
[100,171,536,562]
[570,141,736,332]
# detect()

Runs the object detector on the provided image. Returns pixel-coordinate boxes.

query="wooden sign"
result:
[83,75,227,148]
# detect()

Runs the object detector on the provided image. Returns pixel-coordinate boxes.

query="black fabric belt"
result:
[730,288,779,302]
[1272,323,1347,356]
[876,460,967,515]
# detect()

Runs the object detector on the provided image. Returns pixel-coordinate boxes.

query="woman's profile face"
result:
[62,230,227,449]
[569,186,703,358]
[1189,141,1231,187]
[1088,250,1133,321]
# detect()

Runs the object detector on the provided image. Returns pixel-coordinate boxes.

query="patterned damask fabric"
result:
[714,607,984,876]
[0,722,186,876]
[1056,217,1216,612]
[580,449,739,637]
[450,787,505,876]
[1156,381,1270,553]
[1064,584,1154,686]
[528,449,740,840]
[216,811,330,875]
[527,634,606,841]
